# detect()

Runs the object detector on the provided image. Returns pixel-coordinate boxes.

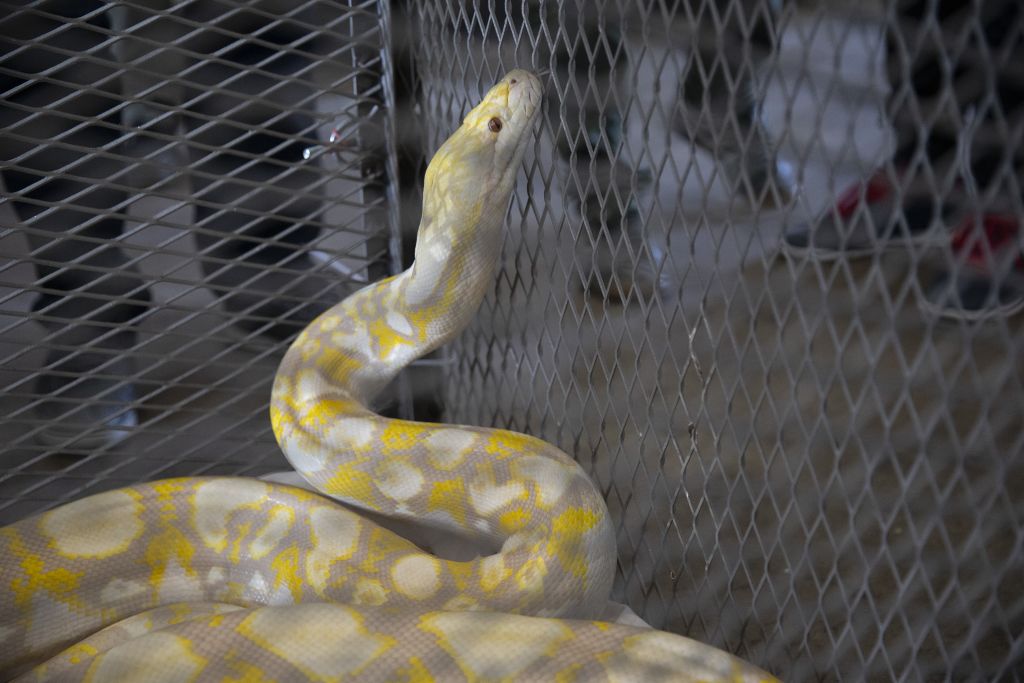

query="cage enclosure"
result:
[1,1,1022,681]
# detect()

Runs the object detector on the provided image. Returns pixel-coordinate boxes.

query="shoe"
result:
[783,169,950,259]
[921,214,1024,321]
[32,353,139,450]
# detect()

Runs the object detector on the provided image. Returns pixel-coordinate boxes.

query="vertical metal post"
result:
[345,0,413,419]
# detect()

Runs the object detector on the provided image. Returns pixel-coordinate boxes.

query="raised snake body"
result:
[0,70,777,682]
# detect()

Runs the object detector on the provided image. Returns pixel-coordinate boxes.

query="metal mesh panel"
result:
[410,1,1023,680]
[0,0,399,521]
[1,0,1022,680]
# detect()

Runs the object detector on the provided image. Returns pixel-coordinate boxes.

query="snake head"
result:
[463,69,543,184]
[425,70,542,209]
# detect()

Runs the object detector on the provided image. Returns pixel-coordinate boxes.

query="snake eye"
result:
[488,117,502,133]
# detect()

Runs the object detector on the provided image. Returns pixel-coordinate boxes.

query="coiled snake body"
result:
[0,71,777,682]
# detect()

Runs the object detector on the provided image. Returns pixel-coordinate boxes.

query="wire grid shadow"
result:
[0,0,398,522]
[408,1,1024,681]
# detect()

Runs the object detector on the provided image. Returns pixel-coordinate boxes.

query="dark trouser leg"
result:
[889,0,1024,315]
[888,0,1023,202]
[887,1,971,178]
[0,2,149,447]
[180,3,340,345]
[677,0,787,202]
[959,2,1024,207]
[543,3,666,301]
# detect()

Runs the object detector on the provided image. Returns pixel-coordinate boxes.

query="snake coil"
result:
[0,70,776,682]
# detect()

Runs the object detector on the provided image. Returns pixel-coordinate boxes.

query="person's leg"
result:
[544,3,666,301]
[676,0,791,204]
[783,0,963,257]
[0,1,151,447]
[105,0,188,189]
[921,0,1024,318]
[179,2,351,345]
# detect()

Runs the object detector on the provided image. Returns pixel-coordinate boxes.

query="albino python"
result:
[0,70,778,682]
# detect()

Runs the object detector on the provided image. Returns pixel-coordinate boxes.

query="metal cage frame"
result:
[1,1,1022,680]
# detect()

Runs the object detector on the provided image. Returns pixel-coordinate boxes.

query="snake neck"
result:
[401,193,507,346]
[273,183,510,407]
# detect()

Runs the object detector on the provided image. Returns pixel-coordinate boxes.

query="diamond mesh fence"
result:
[409,1,1023,681]
[1,0,1023,681]
[0,0,400,520]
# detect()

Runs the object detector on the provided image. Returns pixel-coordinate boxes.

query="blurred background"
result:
[0,1,1021,680]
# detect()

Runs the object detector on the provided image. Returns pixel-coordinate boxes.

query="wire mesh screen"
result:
[1,0,1022,681]
[0,1,399,521]
[409,1,1023,680]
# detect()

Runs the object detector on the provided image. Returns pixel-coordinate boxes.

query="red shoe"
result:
[783,169,951,259]
[921,214,1024,320]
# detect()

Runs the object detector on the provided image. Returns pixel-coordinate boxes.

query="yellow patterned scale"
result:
[0,71,779,682]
